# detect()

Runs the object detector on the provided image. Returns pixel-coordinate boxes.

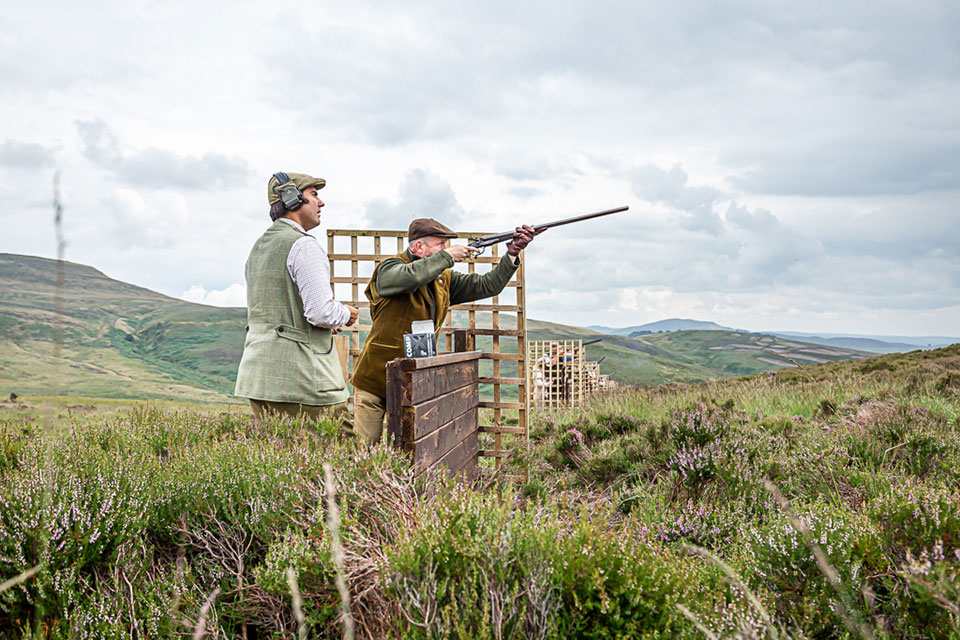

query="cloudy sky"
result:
[2,0,958,336]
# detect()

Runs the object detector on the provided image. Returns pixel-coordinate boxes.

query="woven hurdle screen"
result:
[327,229,528,470]
[528,339,587,408]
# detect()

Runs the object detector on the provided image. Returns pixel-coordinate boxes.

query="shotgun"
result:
[468,206,629,255]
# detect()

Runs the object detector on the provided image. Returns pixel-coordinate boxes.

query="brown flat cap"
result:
[408,218,458,242]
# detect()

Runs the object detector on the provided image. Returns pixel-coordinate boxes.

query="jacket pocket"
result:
[275,324,308,344]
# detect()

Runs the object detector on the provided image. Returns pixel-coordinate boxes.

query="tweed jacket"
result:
[234,220,348,405]
[352,250,518,398]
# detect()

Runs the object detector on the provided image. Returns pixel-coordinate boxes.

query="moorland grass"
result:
[1,345,958,638]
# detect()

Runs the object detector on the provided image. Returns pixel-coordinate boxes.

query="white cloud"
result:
[0,0,958,336]
[102,188,192,249]
[181,283,246,308]
[363,169,467,229]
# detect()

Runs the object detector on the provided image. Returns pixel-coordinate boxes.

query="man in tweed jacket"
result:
[235,172,359,423]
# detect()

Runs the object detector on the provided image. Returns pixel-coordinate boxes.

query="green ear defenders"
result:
[272,172,304,211]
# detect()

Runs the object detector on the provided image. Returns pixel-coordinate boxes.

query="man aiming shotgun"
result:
[351,206,628,443]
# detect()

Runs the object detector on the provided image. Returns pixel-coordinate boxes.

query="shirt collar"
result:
[279,217,307,234]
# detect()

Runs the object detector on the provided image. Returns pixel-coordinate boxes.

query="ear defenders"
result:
[272,172,304,211]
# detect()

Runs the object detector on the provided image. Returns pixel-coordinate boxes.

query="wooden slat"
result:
[449,453,480,481]
[400,361,478,405]
[334,334,349,387]
[401,385,478,440]
[438,327,522,337]
[385,361,402,446]
[405,408,476,468]
[478,377,522,385]
[480,352,521,361]
[426,431,478,475]
[398,350,482,371]
[451,304,521,312]
[332,276,519,287]
[479,425,525,434]
[329,229,405,237]
[478,401,524,410]
[329,253,506,265]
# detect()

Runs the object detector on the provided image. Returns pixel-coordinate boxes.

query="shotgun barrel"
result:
[468,206,629,252]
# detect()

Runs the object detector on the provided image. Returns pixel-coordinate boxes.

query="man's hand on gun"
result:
[507,225,544,256]
[444,244,481,262]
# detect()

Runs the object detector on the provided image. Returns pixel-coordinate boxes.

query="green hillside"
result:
[527,321,869,385]
[1,253,868,402]
[0,253,244,402]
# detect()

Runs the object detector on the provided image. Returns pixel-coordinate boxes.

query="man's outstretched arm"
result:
[374,251,454,296]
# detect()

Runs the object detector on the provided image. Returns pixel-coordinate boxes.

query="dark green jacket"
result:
[351,250,518,397]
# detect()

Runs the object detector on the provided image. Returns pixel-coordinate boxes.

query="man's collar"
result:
[279,217,307,234]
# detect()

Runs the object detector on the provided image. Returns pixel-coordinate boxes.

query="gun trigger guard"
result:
[475,246,485,257]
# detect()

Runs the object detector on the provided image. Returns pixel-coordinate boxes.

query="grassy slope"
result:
[1,253,870,402]
[0,253,243,402]
[527,320,869,385]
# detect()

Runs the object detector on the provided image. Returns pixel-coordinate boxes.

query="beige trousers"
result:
[353,388,387,444]
[249,399,350,429]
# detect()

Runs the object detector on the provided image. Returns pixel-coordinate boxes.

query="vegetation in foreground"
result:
[1,346,959,638]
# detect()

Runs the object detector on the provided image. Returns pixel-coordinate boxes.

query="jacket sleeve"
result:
[375,251,455,296]
[449,254,519,305]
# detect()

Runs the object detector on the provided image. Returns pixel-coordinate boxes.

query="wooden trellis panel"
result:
[599,374,615,391]
[327,229,528,470]
[583,361,601,394]
[528,339,587,408]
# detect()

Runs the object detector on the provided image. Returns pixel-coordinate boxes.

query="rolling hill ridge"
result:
[2,253,870,401]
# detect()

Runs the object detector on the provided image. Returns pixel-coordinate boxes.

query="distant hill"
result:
[0,253,244,402]
[766,333,919,354]
[529,322,868,384]
[587,318,734,336]
[0,253,871,400]
[588,319,957,354]
[771,331,959,351]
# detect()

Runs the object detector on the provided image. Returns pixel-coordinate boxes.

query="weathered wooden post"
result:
[385,349,481,479]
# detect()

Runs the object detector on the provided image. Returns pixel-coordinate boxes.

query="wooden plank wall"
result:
[385,351,481,478]
[327,229,528,472]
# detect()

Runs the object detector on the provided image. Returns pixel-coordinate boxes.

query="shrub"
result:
[384,488,730,639]
[867,481,960,562]
[738,500,886,637]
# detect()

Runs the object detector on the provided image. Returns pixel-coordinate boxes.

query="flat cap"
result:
[267,172,325,205]
[408,218,458,243]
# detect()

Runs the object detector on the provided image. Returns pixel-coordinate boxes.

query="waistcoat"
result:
[234,220,348,405]
[351,250,452,397]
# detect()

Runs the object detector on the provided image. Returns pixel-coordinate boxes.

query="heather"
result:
[1,345,959,638]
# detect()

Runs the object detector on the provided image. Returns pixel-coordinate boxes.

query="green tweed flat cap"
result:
[267,172,326,205]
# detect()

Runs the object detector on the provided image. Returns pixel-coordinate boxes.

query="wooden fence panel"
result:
[385,350,481,478]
